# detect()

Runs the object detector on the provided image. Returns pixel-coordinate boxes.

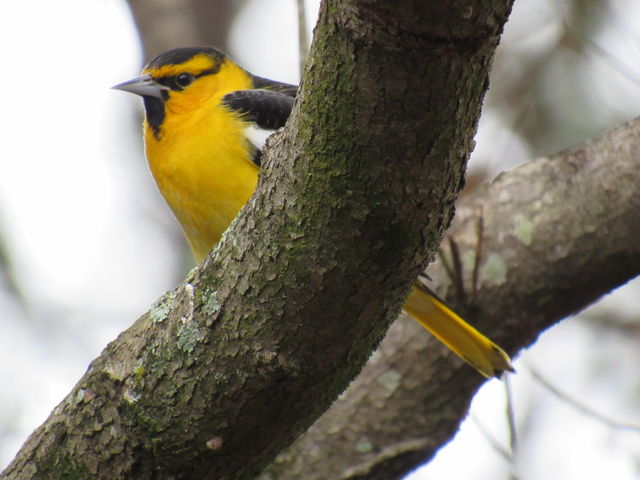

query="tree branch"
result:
[2,1,514,479]
[261,115,640,480]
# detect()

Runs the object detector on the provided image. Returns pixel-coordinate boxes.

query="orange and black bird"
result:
[113,46,512,378]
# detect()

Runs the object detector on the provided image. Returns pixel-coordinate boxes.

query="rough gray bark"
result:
[1,1,514,479]
[261,115,640,480]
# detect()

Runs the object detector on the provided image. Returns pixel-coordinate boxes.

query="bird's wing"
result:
[222,89,296,130]
[222,84,297,167]
[251,75,299,97]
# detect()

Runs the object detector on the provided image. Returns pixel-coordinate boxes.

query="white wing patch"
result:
[244,124,275,151]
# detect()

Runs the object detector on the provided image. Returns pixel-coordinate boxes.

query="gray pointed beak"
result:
[112,74,167,99]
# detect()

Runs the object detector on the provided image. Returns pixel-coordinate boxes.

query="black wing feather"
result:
[222,89,296,130]
[222,76,297,167]
[251,75,298,97]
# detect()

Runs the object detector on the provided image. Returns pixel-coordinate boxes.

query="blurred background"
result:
[1,1,639,478]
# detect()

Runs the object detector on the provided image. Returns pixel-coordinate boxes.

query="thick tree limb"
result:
[1,1,514,479]
[262,116,640,480]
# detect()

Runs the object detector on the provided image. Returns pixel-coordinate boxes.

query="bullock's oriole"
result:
[113,46,512,378]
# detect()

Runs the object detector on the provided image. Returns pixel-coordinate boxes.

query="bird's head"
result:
[112,46,251,137]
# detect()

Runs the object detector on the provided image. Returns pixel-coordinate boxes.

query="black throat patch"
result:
[143,95,166,139]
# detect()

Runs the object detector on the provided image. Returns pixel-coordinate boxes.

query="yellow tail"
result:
[403,284,513,378]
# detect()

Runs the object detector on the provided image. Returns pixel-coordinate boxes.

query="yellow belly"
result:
[144,101,258,262]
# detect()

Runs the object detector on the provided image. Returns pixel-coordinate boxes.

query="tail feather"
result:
[404,284,513,378]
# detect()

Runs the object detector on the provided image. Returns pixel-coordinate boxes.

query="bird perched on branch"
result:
[113,46,512,378]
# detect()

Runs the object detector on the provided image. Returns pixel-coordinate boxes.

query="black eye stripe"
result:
[155,67,221,91]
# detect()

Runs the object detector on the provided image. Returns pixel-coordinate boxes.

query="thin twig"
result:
[437,248,454,285]
[470,414,513,463]
[470,413,519,479]
[296,0,309,78]
[447,237,467,304]
[563,22,640,88]
[528,365,640,433]
[472,212,484,304]
[504,375,518,453]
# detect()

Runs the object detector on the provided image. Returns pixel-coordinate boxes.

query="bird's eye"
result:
[174,73,194,89]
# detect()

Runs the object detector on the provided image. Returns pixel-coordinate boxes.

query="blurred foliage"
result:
[126,0,248,58]
[466,0,640,191]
